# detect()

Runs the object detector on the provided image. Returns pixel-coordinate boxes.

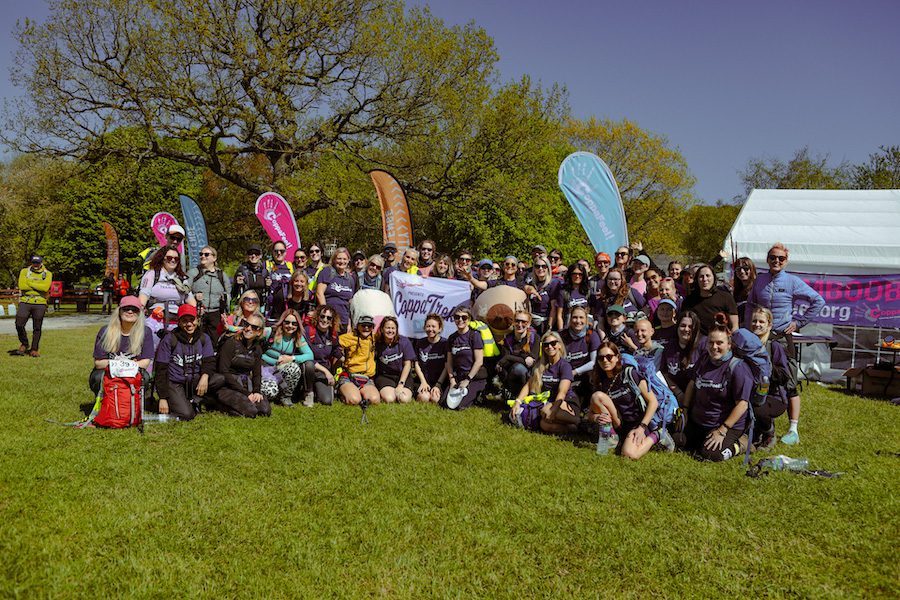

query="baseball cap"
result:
[658,299,677,310]
[477,259,493,269]
[606,304,626,316]
[383,242,397,252]
[634,255,650,266]
[357,315,375,327]
[119,296,143,311]
[30,255,42,264]
[177,304,198,320]
[352,250,366,260]
[167,224,186,237]
[532,245,547,254]
[247,243,262,254]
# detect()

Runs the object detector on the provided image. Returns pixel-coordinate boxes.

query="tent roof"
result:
[723,189,900,275]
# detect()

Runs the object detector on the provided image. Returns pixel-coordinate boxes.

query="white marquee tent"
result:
[723,189,900,382]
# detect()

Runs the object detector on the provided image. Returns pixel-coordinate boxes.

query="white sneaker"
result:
[302,392,315,407]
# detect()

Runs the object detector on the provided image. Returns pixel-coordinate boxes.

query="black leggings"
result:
[163,373,225,421]
[681,419,745,462]
[16,303,47,351]
[752,395,788,439]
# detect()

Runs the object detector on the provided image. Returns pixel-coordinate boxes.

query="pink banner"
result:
[255,192,301,262]
[150,212,184,254]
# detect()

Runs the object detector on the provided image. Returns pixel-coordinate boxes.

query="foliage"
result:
[737,147,851,200]
[0,325,897,598]
[6,0,497,220]
[681,202,742,262]
[852,145,900,189]
[565,118,697,256]
[0,155,74,286]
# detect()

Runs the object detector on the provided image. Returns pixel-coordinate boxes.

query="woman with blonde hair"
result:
[222,290,265,335]
[509,330,579,433]
[316,247,358,332]
[187,244,230,344]
[89,295,154,398]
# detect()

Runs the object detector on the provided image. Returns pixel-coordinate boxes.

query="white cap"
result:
[167,224,186,237]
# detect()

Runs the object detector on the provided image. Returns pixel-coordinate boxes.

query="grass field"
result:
[1,326,898,598]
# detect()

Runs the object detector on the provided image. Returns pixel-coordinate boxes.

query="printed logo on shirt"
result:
[172,354,202,367]
[695,375,727,391]
[451,344,471,355]
[567,350,588,362]
[331,283,354,294]
[419,351,446,363]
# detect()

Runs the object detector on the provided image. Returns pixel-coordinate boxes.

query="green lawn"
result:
[1,326,897,598]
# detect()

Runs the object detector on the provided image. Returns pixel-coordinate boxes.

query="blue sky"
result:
[2,0,898,203]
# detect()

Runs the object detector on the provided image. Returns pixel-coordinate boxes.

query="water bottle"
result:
[760,455,808,471]
[142,412,176,423]
[596,426,618,456]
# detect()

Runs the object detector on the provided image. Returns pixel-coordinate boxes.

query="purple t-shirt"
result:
[606,367,645,426]
[555,286,590,313]
[661,336,706,389]
[541,359,574,399]
[448,329,483,379]
[489,277,525,290]
[415,337,448,385]
[93,325,155,361]
[530,279,559,320]
[560,329,601,373]
[654,325,678,350]
[375,336,415,379]
[690,354,753,430]
[317,267,357,325]
[154,331,214,384]
[307,327,342,368]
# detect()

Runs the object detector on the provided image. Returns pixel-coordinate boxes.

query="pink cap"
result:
[119,296,143,310]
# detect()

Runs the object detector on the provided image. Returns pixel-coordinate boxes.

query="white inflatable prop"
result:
[349,289,396,330]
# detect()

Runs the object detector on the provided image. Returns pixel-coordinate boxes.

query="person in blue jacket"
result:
[260,309,315,407]
[744,242,825,445]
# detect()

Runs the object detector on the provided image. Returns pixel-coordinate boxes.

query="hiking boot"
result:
[302,392,315,408]
[596,430,619,456]
[8,345,26,356]
[757,432,777,452]
[656,429,675,452]
[780,430,800,445]
[281,396,294,408]
[29,350,40,358]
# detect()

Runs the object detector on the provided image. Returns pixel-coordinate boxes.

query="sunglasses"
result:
[164,256,179,262]
[245,323,263,332]
[248,251,261,256]
[767,255,787,263]
[199,252,213,257]
[282,320,298,327]
[599,353,616,361]
[119,306,140,314]
[242,297,259,304]
[421,247,434,252]
[514,318,530,324]
[460,257,473,263]
[319,314,334,321]
[273,248,286,255]
[615,251,629,257]
[168,235,184,242]
[453,315,469,322]
[571,272,584,277]
[549,256,560,262]
[542,340,559,348]
[179,316,196,323]
[295,255,307,261]
[359,323,374,330]
[534,264,548,270]
[736,266,751,272]
[504,262,517,267]
[369,264,383,271]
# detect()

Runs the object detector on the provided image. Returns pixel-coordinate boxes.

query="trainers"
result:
[757,432,777,452]
[281,396,294,408]
[302,392,315,408]
[596,431,619,455]
[656,429,675,452]
[780,430,800,445]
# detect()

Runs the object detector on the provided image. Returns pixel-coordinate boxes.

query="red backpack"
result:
[93,370,144,428]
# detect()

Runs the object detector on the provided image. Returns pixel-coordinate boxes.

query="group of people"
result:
[79,225,826,460]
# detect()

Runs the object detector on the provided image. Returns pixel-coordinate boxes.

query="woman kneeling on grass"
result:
[749,307,790,452]
[588,341,661,459]
[441,306,486,410]
[374,316,414,403]
[413,314,448,403]
[90,296,154,398]
[337,315,380,406]
[155,304,221,421]
[510,331,580,433]
[208,312,270,418]
[306,305,342,406]
[260,309,315,408]
[677,315,752,461]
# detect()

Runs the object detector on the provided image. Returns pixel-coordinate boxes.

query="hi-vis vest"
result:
[469,320,499,357]
[308,263,326,292]
[265,260,294,276]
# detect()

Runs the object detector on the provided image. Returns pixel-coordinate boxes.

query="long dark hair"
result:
[563,262,589,295]
[690,264,717,297]
[732,257,757,302]
[591,341,622,388]
[314,304,341,336]
[601,267,629,305]
[676,310,703,370]
[272,309,304,346]
[148,247,186,278]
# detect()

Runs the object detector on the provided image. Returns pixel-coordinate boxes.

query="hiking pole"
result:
[359,396,369,425]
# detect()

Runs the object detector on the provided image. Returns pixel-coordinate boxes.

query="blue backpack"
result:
[620,353,677,433]
[728,328,773,463]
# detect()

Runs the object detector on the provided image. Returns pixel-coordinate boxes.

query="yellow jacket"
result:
[18,266,52,305]
[339,331,376,377]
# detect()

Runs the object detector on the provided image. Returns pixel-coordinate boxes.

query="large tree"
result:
[564,118,696,255]
[5,0,496,219]
[737,146,851,199]
[852,145,900,189]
